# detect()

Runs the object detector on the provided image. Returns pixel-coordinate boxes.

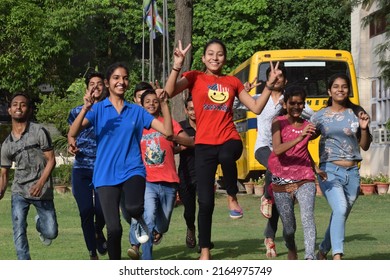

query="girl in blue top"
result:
[68,62,173,260]
[310,73,371,260]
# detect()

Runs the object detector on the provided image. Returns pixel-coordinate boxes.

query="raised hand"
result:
[244,77,262,92]
[267,61,282,88]
[358,110,370,130]
[173,40,191,69]
[83,85,97,110]
[150,80,161,89]
[156,89,168,103]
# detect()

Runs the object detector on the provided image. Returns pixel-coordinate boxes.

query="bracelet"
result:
[172,67,182,72]
[265,83,275,90]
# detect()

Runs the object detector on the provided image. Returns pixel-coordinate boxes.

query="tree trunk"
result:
[171,0,193,122]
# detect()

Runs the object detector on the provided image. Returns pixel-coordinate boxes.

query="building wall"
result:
[351,3,390,177]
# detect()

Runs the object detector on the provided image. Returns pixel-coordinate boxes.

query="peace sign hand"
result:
[82,85,97,110]
[244,77,262,92]
[266,61,282,89]
[173,40,191,69]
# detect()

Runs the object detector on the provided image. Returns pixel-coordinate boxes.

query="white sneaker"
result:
[133,218,149,244]
[34,215,52,246]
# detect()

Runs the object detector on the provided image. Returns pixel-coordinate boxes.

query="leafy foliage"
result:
[192,0,269,73]
[52,164,73,186]
[191,0,351,74]
[373,173,390,183]
[35,77,85,136]
[266,0,350,50]
[361,174,375,184]
[0,0,147,98]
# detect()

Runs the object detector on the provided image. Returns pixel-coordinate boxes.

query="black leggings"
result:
[97,175,145,260]
[195,140,243,248]
[254,146,279,239]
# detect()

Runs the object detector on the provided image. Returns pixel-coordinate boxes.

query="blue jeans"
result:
[141,182,177,260]
[318,162,360,257]
[11,193,58,260]
[72,168,105,257]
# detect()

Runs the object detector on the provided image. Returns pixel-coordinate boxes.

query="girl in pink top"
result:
[268,86,326,259]
[164,38,282,260]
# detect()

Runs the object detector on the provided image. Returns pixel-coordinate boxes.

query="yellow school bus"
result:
[218,49,359,184]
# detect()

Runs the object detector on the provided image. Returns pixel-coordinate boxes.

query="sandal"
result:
[316,250,328,260]
[264,238,277,258]
[260,196,272,219]
[186,227,196,248]
[127,245,140,260]
[287,247,298,260]
[153,230,163,245]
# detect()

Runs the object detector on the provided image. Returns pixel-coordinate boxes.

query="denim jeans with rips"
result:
[11,193,58,260]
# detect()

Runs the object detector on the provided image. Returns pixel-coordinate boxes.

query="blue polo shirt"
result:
[85,98,154,188]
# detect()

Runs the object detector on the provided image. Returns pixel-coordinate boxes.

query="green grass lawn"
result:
[0,188,389,260]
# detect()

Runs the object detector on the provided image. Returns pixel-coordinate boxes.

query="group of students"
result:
[0,38,371,261]
[255,69,371,260]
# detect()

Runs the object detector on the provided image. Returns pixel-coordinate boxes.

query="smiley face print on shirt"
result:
[207,84,230,104]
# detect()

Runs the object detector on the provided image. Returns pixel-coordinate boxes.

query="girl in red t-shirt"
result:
[164,39,283,260]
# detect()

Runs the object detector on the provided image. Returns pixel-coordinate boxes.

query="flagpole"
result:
[162,0,166,86]
[142,11,145,81]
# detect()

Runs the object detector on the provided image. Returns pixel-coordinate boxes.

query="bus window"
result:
[257,60,353,98]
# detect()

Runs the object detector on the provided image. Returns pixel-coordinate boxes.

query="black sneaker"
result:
[96,232,107,255]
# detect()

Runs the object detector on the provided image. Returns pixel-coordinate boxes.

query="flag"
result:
[143,0,164,39]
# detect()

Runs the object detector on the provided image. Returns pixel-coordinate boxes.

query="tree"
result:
[266,0,351,51]
[170,0,193,122]
[191,0,268,73]
[0,0,146,98]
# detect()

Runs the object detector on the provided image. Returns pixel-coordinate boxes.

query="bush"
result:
[35,78,85,137]
[52,164,73,186]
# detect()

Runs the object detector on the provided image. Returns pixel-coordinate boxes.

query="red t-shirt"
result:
[140,116,182,183]
[182,71,243,145]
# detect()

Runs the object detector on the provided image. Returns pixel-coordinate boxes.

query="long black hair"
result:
[327,73,371,141]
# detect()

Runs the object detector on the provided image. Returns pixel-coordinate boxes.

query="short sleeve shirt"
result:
[140,117,182,183]
[68,105,96,169]
[85,98,154,188]
[310,108,362,164]
[182,71,242,145]
[1,122,54,200]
